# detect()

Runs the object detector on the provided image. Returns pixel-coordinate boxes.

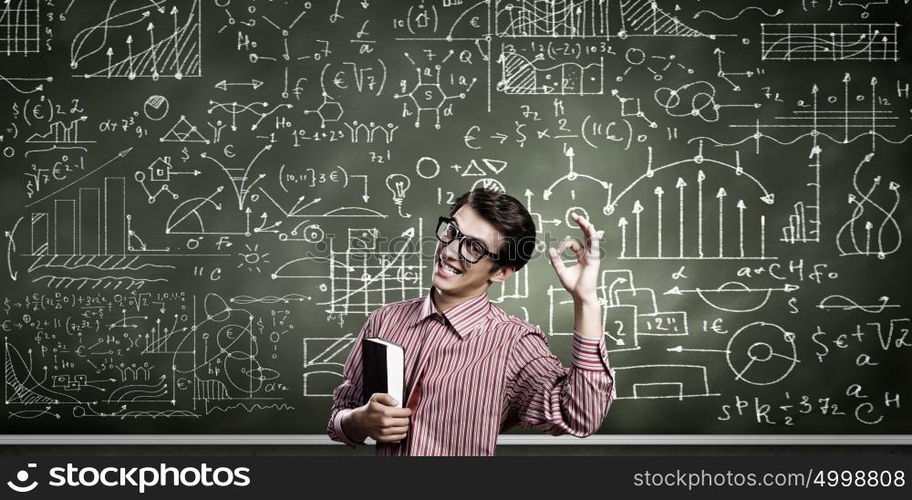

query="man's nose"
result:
[438,240,461,261]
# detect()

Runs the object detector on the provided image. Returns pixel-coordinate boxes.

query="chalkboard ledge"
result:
[1,435,909,445]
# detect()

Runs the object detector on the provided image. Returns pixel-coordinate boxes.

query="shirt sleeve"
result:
[505,328,616,437]
[326,310,376,448]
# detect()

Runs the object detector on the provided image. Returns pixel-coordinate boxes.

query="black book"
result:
[361,338,404,408]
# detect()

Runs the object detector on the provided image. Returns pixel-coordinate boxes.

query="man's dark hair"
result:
[448,188,537,272]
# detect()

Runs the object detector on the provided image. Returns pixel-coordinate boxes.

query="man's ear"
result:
[488,264,516,284]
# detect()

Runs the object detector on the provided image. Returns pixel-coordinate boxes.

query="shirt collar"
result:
[412,286,492,339]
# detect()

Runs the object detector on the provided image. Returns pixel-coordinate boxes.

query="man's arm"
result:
[505,211,613,436]
[506,324,615,437]
[326,311,374,448]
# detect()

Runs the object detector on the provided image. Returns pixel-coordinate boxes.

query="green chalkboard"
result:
[2,0,911,438]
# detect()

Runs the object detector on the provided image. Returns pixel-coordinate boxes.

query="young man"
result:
[327,188,615,455]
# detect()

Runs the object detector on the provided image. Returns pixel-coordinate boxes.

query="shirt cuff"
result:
[332,408,363,448]
[570,329,612,374]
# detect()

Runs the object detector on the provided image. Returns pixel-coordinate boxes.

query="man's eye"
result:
[468,239,486,256]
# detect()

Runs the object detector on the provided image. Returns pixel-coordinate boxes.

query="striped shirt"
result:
[327,286,616,456]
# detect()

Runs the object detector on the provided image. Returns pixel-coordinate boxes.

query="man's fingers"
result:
[556,236,579,254]
[555,237,583,261]
[384,417,410,427]
[370,393,399,407]
[383,425,410,435]
[571,212,602,260]
[571,211,591,235]
[385,407,413,417]
[377,433,407,443]
[571,212,595,242]
[548,247,567,275]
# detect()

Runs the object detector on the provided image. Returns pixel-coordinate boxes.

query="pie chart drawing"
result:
[726,321,798,386]
[143,95,169,121]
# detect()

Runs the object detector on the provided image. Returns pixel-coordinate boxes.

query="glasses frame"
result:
[435,216,500,264]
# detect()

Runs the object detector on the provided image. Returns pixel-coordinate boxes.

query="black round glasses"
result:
[435,216,499,264]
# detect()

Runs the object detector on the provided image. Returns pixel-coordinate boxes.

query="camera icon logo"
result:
[6,463,38,493]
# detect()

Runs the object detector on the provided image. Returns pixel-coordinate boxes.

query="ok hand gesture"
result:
[547,212,602,302]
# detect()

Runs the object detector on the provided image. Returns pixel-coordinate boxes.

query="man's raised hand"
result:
[547,212,602,302]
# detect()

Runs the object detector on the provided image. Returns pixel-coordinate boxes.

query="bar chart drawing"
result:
[781,146,823,244]
[608,155,775,260]
[25,116,95,146]
[28,177,125,257]
[20,176,174,290]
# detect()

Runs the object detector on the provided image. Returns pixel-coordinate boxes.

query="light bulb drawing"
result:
[386,174,412,218]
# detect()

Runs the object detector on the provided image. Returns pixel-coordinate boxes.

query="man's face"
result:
[432,204,513,300]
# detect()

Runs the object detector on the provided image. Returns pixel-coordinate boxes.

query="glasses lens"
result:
[461,238,487,263]
[437,220,456,242]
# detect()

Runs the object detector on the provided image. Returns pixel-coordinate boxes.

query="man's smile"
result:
[436,254,464,277]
